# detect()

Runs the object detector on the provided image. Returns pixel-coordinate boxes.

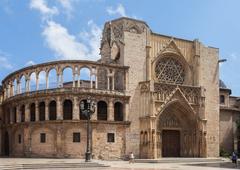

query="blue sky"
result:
[0,0,239,95]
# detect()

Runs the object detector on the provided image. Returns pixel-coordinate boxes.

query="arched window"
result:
[220,95,225,104]
[62,67,73,88]
[39,102,45,121]
[49,100,57,120]
[97,101,107,120]
[13,79,17,95]
[114,102,123,121]
[29,72,37,91]
[80,100,87,120]
[21,105,25,122]
[63,100,72,120]
[38,71,46,90]
[20,75,26,93]
[48,68,57,89]
[30,103,35,122]
[155,57,185,84]
[80,67,91,88]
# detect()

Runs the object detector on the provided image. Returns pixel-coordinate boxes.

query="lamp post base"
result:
[85,152,91,162]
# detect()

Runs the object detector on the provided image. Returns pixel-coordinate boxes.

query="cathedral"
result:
[0,17,239,159]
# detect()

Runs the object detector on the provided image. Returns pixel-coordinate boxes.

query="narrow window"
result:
[220,95,225,104]
[40,133,46,143]
[18,134,21,144]
[73,132,81,143]
[107,133,115,143]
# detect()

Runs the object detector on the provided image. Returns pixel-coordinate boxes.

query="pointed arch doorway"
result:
[157,100,199,157]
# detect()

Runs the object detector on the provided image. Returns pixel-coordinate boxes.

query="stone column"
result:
[90,75,93,89]
[26,78,30,92]
[60,73,63,87]
[73,97,79,120]
[45,101,49,120]
[107,100,114,121]
[57,96,63,120]
[72,73,75,88]
[46,73,49,89]
[124,103,129,121]
[107,76,110,90]
[36,75,39,90]
[112,75,115,91]
[25,104,30,122]
[17,80,21,94]
[95,75,98,89]
[57,73,60,87]
[77,72,80,88]
[35,102,39,121]
[10,82,14,96]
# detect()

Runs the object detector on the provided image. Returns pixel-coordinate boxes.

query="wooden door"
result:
[162,130,180,157]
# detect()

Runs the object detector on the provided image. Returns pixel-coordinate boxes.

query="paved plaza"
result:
[0,158,239,170]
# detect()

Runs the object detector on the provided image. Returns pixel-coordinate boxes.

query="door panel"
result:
[162,130,180,157]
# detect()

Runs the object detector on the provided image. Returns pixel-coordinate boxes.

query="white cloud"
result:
[29,0,59,20]
[25,60,36,66]
[106,4,127,17]
[0,57,12,69]
[57,0,78,18]
[42,20,101,61]
[0,51,13,69]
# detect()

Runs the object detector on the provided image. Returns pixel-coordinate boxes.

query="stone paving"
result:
[0,158,239,170]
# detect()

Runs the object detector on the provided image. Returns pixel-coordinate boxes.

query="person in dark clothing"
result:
[232,151,238,165]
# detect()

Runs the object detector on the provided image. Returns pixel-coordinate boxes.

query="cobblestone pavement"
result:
[0,158,239,170]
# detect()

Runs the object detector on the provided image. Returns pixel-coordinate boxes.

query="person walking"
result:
[232,151,238,166]
[129,152,135,164]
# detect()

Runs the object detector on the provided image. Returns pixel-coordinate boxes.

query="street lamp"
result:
[80,96,96,162]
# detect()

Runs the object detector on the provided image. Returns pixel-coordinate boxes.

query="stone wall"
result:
[219,110,234,154]
[122,25,149,157]
[199,44,219,157]
[4,122,129,159]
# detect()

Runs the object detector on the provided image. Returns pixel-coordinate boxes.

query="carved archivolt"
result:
[155,57,185,84]
[159,112,180,128]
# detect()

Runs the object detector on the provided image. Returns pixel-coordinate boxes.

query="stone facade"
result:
[219,83,240,155]
[0,17,238,159]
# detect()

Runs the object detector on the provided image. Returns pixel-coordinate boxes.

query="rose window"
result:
[155,57,185,84]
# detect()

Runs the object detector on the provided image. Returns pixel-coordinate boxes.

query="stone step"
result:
[0,162,109,170]
[135,158,225,163]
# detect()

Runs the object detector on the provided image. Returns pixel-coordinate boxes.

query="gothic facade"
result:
[0,17,239,159]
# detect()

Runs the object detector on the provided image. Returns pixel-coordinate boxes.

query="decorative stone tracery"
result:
[155,57,185,84]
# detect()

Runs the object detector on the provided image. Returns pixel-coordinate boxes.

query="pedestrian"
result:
[232,151,238,166]
[129,152,135,164]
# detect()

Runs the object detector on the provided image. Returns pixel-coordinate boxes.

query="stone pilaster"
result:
[45,101,49,120]
[25,104,30,122]
[73,97,79,120]
[107,100,114,121]
[35,102,39,121]
[124,103,129,121]
[57,97,63,120]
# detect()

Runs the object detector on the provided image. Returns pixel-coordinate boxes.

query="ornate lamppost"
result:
[80,96,96,162]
